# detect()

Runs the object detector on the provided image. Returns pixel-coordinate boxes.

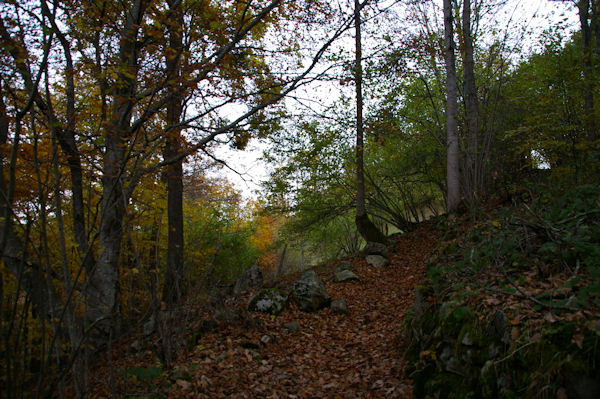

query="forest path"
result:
[93,224,438,398]
[168,224,438,398]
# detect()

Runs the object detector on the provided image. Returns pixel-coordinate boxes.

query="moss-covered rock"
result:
[292,270,331,312]
[404,184,600,398]
[247,288,289,316]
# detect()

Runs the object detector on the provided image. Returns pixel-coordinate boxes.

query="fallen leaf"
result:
[510,316,523,325]
[544,312,558,323]
[511,327,520,342]
[572,333,584,349]
[175,379,191,390]
[484,297,502,306]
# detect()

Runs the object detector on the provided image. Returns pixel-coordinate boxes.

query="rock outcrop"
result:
[234,265,263,295]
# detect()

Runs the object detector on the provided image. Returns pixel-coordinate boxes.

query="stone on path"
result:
[334,269,359,283]
[334,261,354,274]
[292,270,331,312]
[247,288,289,316]
[330,298,348,314]
[366,254,390,268]
[234,265,263,295]
[364,242,389,258]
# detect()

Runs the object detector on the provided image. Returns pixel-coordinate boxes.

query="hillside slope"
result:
[89,225,438,398]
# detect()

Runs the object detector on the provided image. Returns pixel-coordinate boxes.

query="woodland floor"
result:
[88,224,439,398]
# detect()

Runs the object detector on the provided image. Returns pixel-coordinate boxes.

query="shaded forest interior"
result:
[1,0,600,397]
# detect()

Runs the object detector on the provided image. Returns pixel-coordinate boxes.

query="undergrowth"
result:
[404,183,600,398]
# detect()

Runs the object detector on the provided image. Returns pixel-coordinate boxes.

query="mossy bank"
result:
[402,184,600,398]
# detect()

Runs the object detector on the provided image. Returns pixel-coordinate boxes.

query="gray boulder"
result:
[366,254,390,268]
[334,261,353,274]
[214,307,238,321]
[284,321,301,332]
[330,298,348,314]
[334,269,359,283]
[234,265,263,295]
[247,288,289,316]
[292,270,331,312]
[364,242,389,258]
[143,315,155,336]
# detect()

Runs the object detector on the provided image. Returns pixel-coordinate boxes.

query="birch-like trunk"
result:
[462,0,480,201]
[444,0,460,213]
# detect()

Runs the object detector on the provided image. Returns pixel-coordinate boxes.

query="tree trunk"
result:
[578,0,596,142]
[87,0,147,346]
[354,0,386,243]
[39,0,96,275]
[592,0,600,57]
[444,0,461,213]
[162,0,186,308]
[462,0,480,201]
[277,244,288,277]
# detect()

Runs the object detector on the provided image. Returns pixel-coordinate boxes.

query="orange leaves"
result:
[250,212,278,267]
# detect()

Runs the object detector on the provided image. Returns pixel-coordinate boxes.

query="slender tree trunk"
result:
[462,0,480,201]
[354,0,386,243]
[355,0,366,221]
[277,244,288,276]
[158,0,186,369]
[49,133,88,397]
[444,0,460,213]
[40,0,96,276]
[162,0,186,308]
[300,241,305,272]
[578,0,596,141]
[0,85,57,321]
[592,0,600,57]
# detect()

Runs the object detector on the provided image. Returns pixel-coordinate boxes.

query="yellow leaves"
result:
[209,20,224,30]
[196,344,207,352]
[420,350,436,360]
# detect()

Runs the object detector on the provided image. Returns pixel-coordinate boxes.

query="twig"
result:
[496,259,578,312]
[493,340,538,365]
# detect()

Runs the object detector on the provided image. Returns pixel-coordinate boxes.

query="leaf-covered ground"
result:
[88,224,438,398]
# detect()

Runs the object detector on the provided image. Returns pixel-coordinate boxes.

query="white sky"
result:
[212,0,579,201]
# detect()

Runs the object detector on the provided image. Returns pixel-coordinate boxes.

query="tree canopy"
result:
[1,0,598,396]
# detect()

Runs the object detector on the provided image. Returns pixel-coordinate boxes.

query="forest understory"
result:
[83,184,600,399]
[2,0,599,397]
[87,225,438,398]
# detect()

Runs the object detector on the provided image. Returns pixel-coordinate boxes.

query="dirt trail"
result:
[91,224,438,398]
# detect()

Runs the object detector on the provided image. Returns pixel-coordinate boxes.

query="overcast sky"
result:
[212,0,579,202]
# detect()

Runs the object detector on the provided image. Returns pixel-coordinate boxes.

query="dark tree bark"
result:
[444,0,460,213]
[162,0,186,308]
[88,0,148,343]
[277,244,288,276]
[462,0,480,201]
[354,0,386,244]
[591,0,600,57]
[578,0,596,141]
